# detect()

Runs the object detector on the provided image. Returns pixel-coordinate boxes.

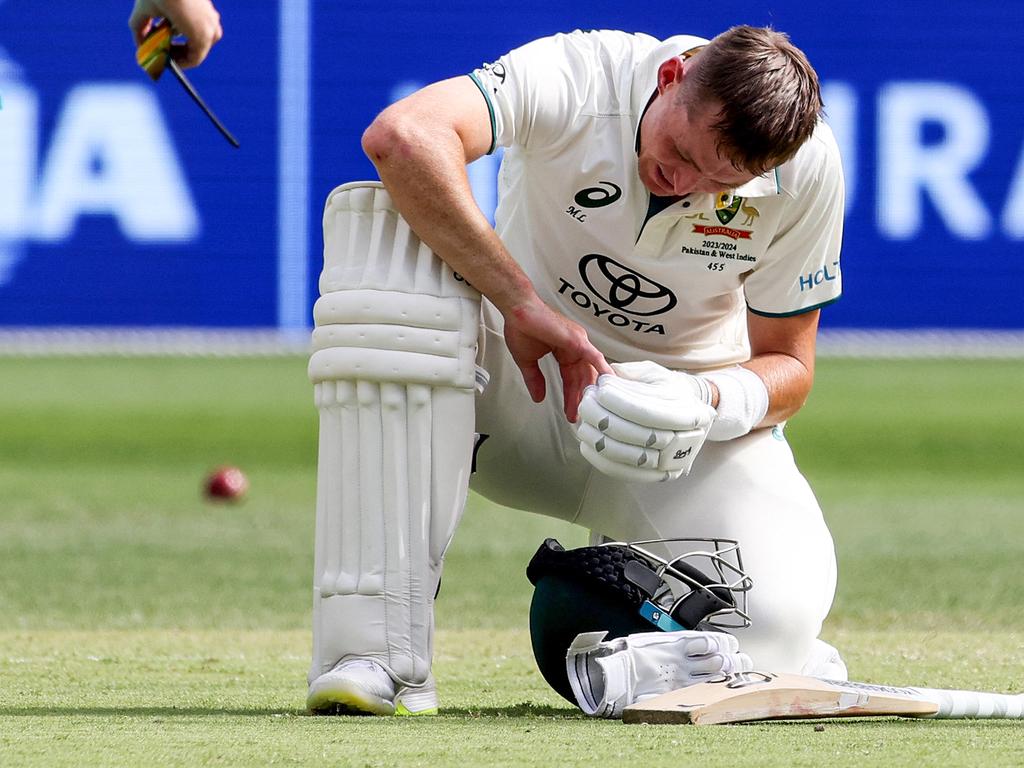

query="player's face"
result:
[638,62,757,197]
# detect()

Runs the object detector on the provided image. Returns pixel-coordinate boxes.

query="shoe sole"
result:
[307,681,396,716]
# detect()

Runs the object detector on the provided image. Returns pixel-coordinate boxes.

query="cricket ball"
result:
[204,466,249,501]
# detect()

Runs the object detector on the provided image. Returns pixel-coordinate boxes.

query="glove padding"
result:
[576,361,717,482]
[566,629,754,718]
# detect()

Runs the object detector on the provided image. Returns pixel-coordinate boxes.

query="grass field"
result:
[1,356,1022,766]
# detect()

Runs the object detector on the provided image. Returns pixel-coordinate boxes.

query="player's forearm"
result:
[697,351,812,442]
[726,308,819,429]
[741,353,814,425]
[362,115,537,315]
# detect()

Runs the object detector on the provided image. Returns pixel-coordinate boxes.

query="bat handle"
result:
[919,688,1024,719]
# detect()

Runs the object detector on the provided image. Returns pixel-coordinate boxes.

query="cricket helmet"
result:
[526,536,752,703]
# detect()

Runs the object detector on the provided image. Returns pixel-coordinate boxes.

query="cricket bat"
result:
[621,671,1024,725]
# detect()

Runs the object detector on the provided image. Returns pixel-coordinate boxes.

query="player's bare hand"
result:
[502,298,613,422]
[129,0,222,69]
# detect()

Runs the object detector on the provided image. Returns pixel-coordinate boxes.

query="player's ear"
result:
[656,57,686,95]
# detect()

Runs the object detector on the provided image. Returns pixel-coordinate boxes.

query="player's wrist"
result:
[492,276,541,320]
[699,366,769,441]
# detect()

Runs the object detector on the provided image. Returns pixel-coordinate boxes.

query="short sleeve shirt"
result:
[469,29,844,370]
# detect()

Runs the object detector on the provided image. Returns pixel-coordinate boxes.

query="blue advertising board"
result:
[1,0,1022,331]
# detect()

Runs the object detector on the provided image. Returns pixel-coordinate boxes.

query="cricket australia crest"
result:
[692,195,757,240]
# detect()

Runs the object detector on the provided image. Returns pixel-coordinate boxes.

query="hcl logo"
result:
[0,75,199,284]
[798,262,840,293]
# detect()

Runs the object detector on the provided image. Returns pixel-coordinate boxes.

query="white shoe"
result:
[307,659,397,715]
[801,639,849,681]
[395,675,439,717]
[307,659,439,716]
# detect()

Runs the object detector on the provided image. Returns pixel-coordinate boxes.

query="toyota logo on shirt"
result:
[578,254,677,316]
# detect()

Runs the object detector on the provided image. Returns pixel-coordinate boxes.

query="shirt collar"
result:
[732,169,783,199]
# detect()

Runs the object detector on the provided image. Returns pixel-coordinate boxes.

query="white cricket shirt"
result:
[469,29,844,370]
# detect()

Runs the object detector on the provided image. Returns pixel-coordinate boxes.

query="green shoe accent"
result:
[395,702,438,717]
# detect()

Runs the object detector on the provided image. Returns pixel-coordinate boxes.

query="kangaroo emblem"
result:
[740,202,760,226]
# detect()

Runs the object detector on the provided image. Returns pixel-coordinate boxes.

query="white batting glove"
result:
[566,629,754,718]
[576,361,717,482]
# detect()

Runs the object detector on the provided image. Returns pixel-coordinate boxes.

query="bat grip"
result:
[919,688,1024,719]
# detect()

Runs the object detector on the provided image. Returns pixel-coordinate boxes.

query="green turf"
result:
[0,356,1022,766]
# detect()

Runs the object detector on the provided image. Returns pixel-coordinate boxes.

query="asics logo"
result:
[573,181,622,209]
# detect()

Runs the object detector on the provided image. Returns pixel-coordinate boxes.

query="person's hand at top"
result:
[129,0,222,69]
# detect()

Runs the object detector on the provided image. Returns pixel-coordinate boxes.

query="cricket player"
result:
[129,0,222,69]
[307,25,846,716]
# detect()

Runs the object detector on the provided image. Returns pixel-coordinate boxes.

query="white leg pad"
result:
[309,182,480,686]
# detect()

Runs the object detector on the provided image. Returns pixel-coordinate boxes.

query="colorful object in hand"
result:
[134,18,240,148]
[136,20,173,80]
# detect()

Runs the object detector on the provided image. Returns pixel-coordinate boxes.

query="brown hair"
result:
[681,26,823,174]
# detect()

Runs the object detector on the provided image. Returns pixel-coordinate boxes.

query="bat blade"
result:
[623,672,941,725]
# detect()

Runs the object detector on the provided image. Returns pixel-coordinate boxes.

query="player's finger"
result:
[519,363,546,405]
[170,13,222,69]
[577,394,674,449]
[558,366,582,422]
[579,442,663,482]
[731,652,754,673]
[685,654,734,676]
[585,345,613,377]
[576,423,656,468]
[695,652,754,677]
[567,360,608,422]
[684,632,739,657]
[190,23,222,67]
[565,383,582,422]
[171,42,203,69]
[129,11,151,45]
[596,376,701,431]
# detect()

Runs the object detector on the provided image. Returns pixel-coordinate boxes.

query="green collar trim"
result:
[467,72,497,155]
[747,295,841,318]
